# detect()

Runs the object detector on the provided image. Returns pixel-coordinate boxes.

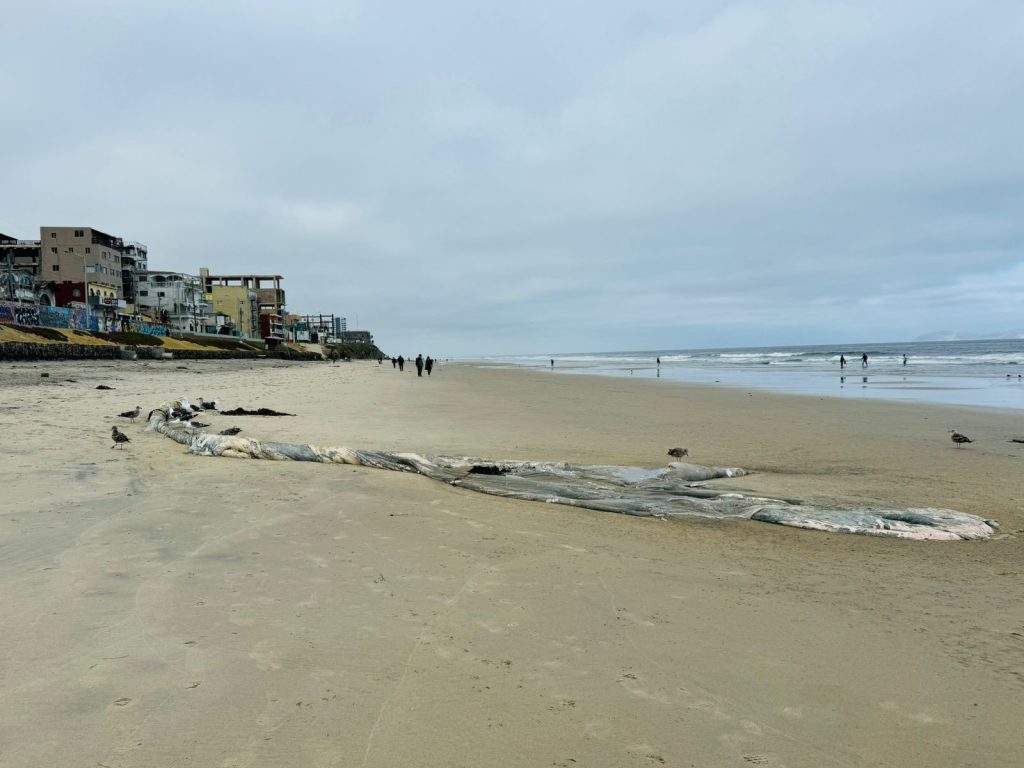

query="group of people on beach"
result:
[389,354,434,376]
[839,353,909,369]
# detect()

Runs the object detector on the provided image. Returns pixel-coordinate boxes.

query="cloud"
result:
[1,1,1022,354]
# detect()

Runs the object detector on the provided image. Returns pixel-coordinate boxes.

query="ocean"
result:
[472,339,1024,411]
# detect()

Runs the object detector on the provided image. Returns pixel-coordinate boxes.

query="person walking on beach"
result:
[415,354,424,377]
[840,354,846,369]
[392,357,397,368]
[397,355,405,371]
[425,356,434,376]
[861,353,868,368]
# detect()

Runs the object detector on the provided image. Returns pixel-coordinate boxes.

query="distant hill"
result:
[914,330,1024,342]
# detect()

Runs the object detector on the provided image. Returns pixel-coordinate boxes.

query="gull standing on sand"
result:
[118,405,141,423]
[667,447,689,459]
[949,430,974,448]
[110,426,131,449]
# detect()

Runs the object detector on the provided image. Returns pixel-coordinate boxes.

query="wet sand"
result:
[0,359,1021,767]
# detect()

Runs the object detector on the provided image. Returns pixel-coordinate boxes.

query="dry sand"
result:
[0,359,1021,767]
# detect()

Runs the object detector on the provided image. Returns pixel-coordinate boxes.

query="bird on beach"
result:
[118,405,141,423]
[110,426,130,449]
[667,447,689,459]
[219,427,242,436]
[949,430,974,448]
[188,420,211,429]
[199,398,220,411]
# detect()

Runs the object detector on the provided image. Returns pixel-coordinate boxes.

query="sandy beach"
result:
[1,359,1021,767]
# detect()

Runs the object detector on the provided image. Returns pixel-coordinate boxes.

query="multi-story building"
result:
[0,232,42,280]
[120,241,148,307]
[136,270,211,333]
[200,269,286,342]
[0,233,44,303]
[205,284,258,338]
[39,227,124,307]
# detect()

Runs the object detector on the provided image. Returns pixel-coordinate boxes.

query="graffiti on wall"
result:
[0,301,166,337]
[0,302,38,325]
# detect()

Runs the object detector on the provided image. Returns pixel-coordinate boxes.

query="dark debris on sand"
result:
[220,407,294,416]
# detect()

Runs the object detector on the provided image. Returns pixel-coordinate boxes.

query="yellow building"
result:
[207,284,259,339]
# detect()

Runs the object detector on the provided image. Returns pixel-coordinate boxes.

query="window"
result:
[158,291,166,298]
[52,264,60,271]
[140,290,148,297]
[74,229,84,237]
[50,247,57,253]
[85,247,91,254]
[68,247,74,253]
[50,232,56,238]
[139,275,148,282]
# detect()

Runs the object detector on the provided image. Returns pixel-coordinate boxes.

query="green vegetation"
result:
[11,325,68,342]
[324,342,387,360]
[91,331,164,346]
[177,334,263,351]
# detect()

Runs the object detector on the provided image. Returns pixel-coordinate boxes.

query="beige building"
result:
[40,226,124,300]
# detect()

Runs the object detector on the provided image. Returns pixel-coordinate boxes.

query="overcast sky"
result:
[2,1,1022,355]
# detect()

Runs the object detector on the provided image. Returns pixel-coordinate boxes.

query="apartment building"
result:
[206,284,259,339]
[39,227,124,303]
[136,270,211,332]
[0,233,42,303]
[0,232,42,278]
[120,241,148,306]
[200,268,286,341]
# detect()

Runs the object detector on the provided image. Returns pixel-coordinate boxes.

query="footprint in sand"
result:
[113,697,132,707]
[249,640,282,671]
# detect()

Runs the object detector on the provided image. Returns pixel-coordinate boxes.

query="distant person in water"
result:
[415,354,424,377]
[903,354,908,366]
[425,356,434,376]
[550,359,554,368]
[397,355,405,371]
[840,354,846,369]
[657,356,661,366]
[862,353,868,367]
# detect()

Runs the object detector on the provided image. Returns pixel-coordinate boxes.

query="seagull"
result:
[189,421,210,429]
[949,430,974,448]
[667,447,689,459]
[219,427,242,436]
[199,398,220,411]
[118,406,141,423]
[111,426,131,449]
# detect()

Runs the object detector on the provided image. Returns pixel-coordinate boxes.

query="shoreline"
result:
[2,360,1021,766]
[469,359,1024,412]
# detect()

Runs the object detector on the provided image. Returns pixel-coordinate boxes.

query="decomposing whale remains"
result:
[146,401,999,541]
